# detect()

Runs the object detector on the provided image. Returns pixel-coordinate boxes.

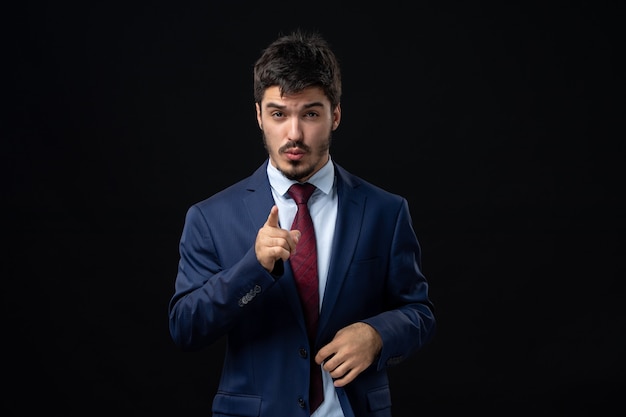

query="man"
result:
[168,30,436,417]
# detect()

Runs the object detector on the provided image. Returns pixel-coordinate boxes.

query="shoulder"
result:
[191,161,270,213]
[334,161,405,204]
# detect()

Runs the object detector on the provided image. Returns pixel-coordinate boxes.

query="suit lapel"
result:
[242,161,276,229]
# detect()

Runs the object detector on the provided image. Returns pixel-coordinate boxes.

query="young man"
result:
[169,30,436,417]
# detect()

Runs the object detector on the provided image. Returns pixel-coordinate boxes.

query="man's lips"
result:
[284,148,305,161]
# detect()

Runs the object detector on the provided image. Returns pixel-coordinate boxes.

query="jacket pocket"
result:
[367,385,392,413]
[212,392,261,417]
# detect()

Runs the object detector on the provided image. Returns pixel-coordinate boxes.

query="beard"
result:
[262,131,332,182]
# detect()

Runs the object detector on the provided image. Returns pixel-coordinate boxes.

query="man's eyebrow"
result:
[264,102,286,110]
[264,101,326,110]
[303,102,325,109]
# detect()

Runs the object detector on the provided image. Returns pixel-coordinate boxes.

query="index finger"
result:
[265,205,280,228]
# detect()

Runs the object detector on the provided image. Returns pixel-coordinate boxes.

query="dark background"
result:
[3,1,624,416]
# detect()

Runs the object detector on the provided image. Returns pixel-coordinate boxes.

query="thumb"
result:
[290,230,301,244]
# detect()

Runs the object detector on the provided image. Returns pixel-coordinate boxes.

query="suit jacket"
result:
[169,160,436,417]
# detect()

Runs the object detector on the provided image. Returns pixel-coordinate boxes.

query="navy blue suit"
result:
[169,160,435,417]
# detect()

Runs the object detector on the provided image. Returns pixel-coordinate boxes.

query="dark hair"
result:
[253,30,342,108]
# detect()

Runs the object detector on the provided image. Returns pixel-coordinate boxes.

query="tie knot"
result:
[287,183,316,205]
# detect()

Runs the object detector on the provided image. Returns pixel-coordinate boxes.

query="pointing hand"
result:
[255,205,301,271]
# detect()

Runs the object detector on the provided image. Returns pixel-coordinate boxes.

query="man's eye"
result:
[304,112,318,118]
[271,111,284,118]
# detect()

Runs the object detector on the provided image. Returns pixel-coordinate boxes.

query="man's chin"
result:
[280,163,311,182]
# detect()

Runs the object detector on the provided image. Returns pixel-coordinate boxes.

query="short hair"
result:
[253,30,342,108]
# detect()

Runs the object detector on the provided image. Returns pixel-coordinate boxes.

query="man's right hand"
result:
[255,205,300,272]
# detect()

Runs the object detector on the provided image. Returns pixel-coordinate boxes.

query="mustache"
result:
[279,142,311,153]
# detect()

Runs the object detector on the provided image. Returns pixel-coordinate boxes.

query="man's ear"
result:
[255,102,263,130]
[332,103,341,131]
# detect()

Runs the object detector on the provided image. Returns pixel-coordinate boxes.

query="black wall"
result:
[4,2,624,416]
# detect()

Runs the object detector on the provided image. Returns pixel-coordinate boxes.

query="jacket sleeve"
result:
[168,204,279,351]
[360,197,436,369]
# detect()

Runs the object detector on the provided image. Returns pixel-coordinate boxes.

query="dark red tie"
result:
[287,182,323,413]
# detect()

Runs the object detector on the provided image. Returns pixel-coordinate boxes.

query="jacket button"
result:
[298,348,308,358]
[298,397,306,408]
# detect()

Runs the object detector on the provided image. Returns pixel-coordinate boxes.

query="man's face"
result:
[256,86,341,182]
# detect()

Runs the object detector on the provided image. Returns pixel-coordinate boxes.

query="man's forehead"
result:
[262,86,328,107]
